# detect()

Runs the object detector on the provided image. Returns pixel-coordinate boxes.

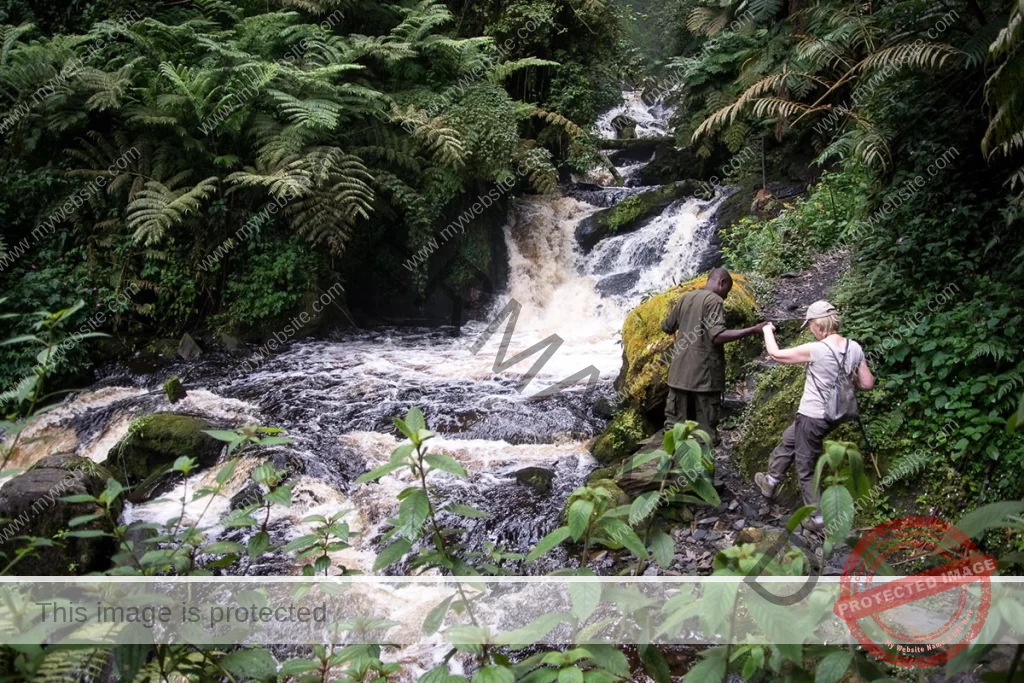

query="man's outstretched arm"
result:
[713,323,767,345]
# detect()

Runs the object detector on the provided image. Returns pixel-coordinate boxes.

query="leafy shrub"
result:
[215,236,323,333]
[720,167,869,278]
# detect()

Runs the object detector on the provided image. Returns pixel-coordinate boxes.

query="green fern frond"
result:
[487,57,559,83]
[268,89,343,130]
[855,42,963,73]
[194,0,244,24]
[127,176,219,246]
[33,646,111,683]
[0,22,33,67]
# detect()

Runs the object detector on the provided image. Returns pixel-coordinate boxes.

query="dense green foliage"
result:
[662,0,1024,533]
[0,0,629,397]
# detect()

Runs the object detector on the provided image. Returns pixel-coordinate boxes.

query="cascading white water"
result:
[595,90,676,139]
[3,91,725,585]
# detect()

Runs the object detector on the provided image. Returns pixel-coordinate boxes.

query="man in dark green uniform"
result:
[660,268,765,445]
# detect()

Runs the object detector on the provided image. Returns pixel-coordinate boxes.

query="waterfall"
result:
[3,91,727,579]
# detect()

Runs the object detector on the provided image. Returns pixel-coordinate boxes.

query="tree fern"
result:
[744,0,785,23]
[0,22,33,67]
[854,42,963,74]
[487,57,559,83]
[127,176,219,245]
[984,1,1024,185]
[688,6,732,37]
[269,89,345,130]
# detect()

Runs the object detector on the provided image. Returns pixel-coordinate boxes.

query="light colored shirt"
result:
[798,338,865,419]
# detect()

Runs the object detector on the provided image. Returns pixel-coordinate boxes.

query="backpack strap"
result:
[818,339,852,377]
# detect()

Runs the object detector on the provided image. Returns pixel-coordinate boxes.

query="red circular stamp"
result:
[832,516,994,667]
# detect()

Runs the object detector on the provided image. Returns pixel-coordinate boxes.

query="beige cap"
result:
[801,300,838,328]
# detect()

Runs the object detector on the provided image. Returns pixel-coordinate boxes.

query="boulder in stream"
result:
[574,181,698,253]
[104,413,223,491]
[514,467,554,495]
[0,454,120,575]
[177,332,202,361]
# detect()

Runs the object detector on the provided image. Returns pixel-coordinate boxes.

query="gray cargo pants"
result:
[768,414,834,506]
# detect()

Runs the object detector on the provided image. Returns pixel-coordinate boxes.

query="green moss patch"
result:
[576,182,698,252]
[104,413,223,488]
[590,407,651,465]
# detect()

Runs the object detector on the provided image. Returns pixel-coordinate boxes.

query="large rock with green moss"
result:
[0,454,120,575]
[575,182,697,253]
[590,408,652,465]
[616,273,760,422]
[104,414,223,489]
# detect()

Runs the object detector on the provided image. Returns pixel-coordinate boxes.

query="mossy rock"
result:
[515,467,555,495]
[590,407,652,465]
[575,182,698,253]
[617,273,759,421]
[586,466,619,486]
[104,413,223,489]
[0,454,120,575]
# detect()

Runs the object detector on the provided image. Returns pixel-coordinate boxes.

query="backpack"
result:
[811,340,859,423]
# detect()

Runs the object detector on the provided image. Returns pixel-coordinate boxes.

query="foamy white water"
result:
[595,90,676,139]
[4,91,722,588]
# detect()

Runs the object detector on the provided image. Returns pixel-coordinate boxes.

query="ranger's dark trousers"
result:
[768,414,833,506]
[664,387,721,446]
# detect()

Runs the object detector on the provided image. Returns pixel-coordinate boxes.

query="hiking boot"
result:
[801,516,824,534]
[754,472,776,499]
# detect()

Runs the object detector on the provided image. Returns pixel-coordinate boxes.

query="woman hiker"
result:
[753,300,875,531]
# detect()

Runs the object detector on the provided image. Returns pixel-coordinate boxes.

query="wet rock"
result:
[163,375,187,404]
[592,397,616,420]
[585,465,618,486]
[515,467,555,495]
[595,271,642,297]
[728,499,739,511]
[104,413,223,490]
[574,182,698,253]
[692,529,707,541]
[590,408,649,465]
[0,455,119,575]
[177,333,202,361]
[220,334,244,352]
[739,500,761,520]
[733,519,746,530]
[706,532,723,542]
[697,516,718,526]
[230,480,265,510]
[612,115,637,140]
[736,527,764,544]
[736,527,788,554]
